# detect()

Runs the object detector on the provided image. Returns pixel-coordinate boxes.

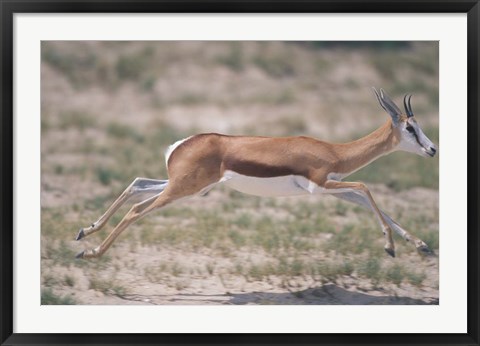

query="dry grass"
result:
[41,41,439,305]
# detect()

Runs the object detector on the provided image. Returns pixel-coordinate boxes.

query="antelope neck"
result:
[334,119,399,176]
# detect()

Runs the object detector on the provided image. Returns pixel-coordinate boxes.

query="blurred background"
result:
[41,41,439,305]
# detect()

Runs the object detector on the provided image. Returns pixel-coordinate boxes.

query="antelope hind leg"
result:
[76,175,218,259]
[76,178,168,240]
[76,192,166,259]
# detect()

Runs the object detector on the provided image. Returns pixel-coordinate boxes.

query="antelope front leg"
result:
[330,191,432,255]
[324,180,396,257]
[76,178,168,241]
[381,213,432,255]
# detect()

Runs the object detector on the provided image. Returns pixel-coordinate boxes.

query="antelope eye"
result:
[406,125,415,133]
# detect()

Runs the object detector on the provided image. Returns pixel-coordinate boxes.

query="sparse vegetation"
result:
[42,288,76,305]
[385,264,405,286]
[406,270,427,287]
[64,274,76,287]
[216,42,245,72]
[107,122,144,142]
[115,47,155,81]
[358,257,382,286]
[89,276,127,296]
[58,110,97,131]
[41,41,438,305]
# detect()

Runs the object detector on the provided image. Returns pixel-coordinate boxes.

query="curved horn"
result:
[404,94,414,117]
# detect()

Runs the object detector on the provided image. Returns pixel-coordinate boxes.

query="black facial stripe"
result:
[411,128,427,150]
[412,130,420,144]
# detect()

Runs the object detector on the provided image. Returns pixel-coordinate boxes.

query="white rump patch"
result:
[164,136,193,167]
[221,170,325,197]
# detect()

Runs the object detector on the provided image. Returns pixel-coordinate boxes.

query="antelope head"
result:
[373,88,437,158]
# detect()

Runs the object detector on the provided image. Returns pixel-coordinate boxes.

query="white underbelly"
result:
[221,170,324,197]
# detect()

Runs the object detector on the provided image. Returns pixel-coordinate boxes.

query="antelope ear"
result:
[372,87,402,125]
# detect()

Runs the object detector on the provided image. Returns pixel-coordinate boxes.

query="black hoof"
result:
[76,228,85,241]
[385,248,395,258]
[75,251,84,259]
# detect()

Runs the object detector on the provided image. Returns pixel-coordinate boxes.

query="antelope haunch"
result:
[76,88,437,259]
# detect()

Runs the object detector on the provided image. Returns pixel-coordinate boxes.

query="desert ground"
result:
[41,41,439,305]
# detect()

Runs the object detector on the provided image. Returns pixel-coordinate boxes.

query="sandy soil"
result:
[44,185,439,305]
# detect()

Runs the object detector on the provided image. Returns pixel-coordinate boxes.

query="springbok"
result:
[75,88,437,259]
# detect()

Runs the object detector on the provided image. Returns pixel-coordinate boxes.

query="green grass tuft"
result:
[41,288,76,305]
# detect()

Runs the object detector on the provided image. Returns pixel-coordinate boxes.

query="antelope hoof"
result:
[75,228,85,241]
[75,250,85,259]
[384,247,395,258]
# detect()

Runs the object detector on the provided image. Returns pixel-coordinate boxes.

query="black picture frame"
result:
[1,1,478,345]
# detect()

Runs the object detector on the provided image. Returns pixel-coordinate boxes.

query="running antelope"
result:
[75,88,437,259]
